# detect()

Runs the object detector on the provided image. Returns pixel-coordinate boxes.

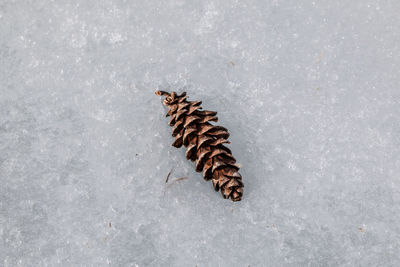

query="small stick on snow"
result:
[174,177,187,182]
[165,168,173,183]
[167,177,188,188]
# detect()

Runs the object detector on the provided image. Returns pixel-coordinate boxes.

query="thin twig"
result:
[167,176,188,188]
[174,177,188,182]
[165,168,173,183]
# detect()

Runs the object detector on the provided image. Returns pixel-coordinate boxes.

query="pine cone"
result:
[155,90,243,201]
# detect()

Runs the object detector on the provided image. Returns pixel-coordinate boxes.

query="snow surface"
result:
[1,0,400,266]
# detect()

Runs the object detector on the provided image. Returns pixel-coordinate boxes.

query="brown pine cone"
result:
[155,90,243,201]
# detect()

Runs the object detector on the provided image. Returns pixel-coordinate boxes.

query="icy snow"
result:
[1,0,400,266]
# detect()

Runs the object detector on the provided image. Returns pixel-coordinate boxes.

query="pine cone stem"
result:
[156,90,244,201]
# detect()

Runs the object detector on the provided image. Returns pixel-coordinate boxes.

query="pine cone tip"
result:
[155,90,169,96]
